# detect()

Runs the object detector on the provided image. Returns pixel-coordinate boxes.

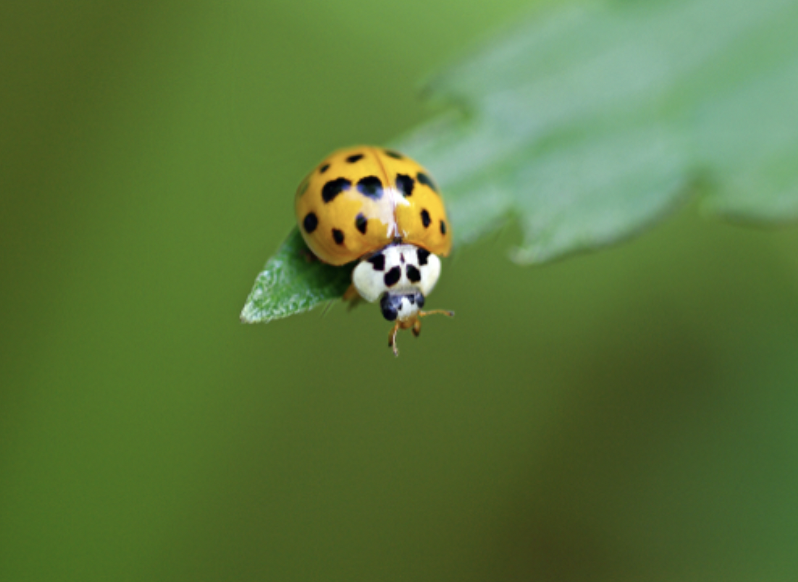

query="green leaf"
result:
[243,0,798,321]
[240,229,353,323]
[396,0,798,261]
[695,56,798,223]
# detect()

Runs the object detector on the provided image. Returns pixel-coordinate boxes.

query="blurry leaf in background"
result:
[242,0,798,323]
[402,0,798,256]
[696,55,798,222]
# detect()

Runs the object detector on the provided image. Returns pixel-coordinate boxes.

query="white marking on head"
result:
[352,244,441,304]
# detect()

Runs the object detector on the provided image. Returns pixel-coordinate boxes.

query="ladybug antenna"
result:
[419,309,455,319]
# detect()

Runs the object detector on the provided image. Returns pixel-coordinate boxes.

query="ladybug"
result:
[295,146,453,355]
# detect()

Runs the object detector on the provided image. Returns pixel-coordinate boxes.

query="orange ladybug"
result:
[295,146,453,355]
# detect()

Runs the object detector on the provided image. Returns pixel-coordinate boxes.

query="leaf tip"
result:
[239,303,262,324]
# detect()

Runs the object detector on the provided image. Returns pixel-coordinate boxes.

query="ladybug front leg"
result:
[388,322,402,357]
[388,319,417,356]
[342,284,358,301]
[412,319,422,337]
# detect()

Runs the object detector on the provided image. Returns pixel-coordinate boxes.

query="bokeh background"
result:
[3,1,798,581]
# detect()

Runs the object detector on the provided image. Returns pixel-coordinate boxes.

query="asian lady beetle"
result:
[295,146,453,356]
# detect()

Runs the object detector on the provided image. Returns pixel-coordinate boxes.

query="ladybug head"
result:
[350,243,452,356]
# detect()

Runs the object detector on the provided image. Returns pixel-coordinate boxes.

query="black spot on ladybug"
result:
[420,209,431,228]
[355,213,367,234]
[346,153,364,163]
[395,174,415,197]
[367,252,385,271]
[384,150,404,159]
[319,163,330,174]
[440,220,447,235]
[332,229,345,245]
[322,178,351,203]
[406,265,421,283]
[416,248,430,266]
[303,212,318,234]
[417,172,438,193]
[380,294,399,321]
[384,266,401,287]
[357,176,383,199]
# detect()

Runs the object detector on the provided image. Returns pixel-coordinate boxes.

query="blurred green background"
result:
[3,1,798,581]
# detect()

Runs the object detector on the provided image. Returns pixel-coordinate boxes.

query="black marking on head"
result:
[332,229,345,245]
[420,209,431,228]
[440,220,447,235]
[322,178,351,203]
[346,153,364,163]
[303,212,318,234]
[357,176,383,199]
[415,292,425,309]
[395,174,415,197]
[416,248,430,266]
[407,294,416,304]
[406,265,421,283]
[380,294,400,321]
[417,172,438,193]
[319,163,330,174]
[384,266,401,287]
[384,150,404,159]
[355,213,367,234]
[367,252,385,271]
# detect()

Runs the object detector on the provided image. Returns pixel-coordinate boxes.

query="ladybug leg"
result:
[388,320,415,356]
[343,284,363,311]
[343,284,358,300]
[388,322,402,357]
[412,319,422,337]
